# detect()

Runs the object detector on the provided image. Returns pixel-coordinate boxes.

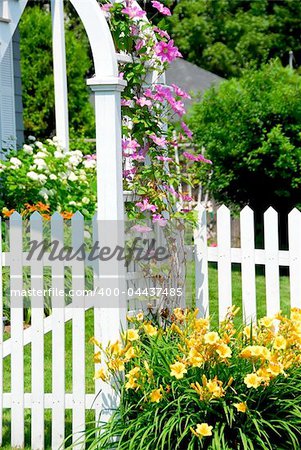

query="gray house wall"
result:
[12,27,24,147]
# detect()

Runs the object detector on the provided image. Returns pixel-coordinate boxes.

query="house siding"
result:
[12,27,24,147]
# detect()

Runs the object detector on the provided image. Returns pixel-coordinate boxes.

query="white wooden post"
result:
[51,213,65,448]
[264,207,280,316]
[194,205,209,317]
[240,206,256,323]
[0,217,2,447]
[217,205,232,322]
[88,77,127,423]
[71,212,86,447]
[10,212,24,448]
[51,0,69,150]
[30,212,45,450]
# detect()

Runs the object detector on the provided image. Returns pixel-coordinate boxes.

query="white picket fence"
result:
[0,205,301,448]
[0,211,149,450]
[194,205,301,322]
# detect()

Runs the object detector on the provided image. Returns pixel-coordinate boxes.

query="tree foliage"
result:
[189,61,301,213]
[19,6,95,139]
[166,0,301,77]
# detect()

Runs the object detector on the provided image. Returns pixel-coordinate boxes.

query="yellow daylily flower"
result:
[94,368,108,381]
[216,343,232,359]
[109,340,123,356]
[149,388,163,403]
[108,358,125,372]
[144,323,158,337]
[93,351,101,363]
[170,361,187,379]
[191,423,213,438]
[136,312,144,321]
[126,367,140,378]
[124,346,136,360]
[234,402,247,413]
[273,335,286,350]
[244,373,262,389]
[204,331,220,345]
[125,377,138,390]
[126,329,140,342]
[260,317,274,328]
[90,337,102,348]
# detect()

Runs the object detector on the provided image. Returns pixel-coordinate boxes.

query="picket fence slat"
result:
[10,212,24,448]
[240,206,257,323]
[92,215,102,424]
[217,205,232,322]
[264,208,280,316]
[71,212,86,447]
[30,212,45,450]
[0,217,2,447]
[288,208,301,308]
[51,213,65,448]
[194,205,209,317]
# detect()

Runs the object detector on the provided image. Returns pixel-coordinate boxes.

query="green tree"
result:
[166,0,301,78]
[19,6,95,139]
[189,61,301,215]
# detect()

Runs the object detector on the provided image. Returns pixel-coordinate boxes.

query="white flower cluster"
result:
[2,136,96,212]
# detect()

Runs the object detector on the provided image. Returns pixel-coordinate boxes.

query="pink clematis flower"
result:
[156,155,173,162]
[131,224,152,233]
[130,24,139,36]
[183,151,212,164]
[197,154,213,164]
[155,40,182,63]
[135,39,145,52]
[165,185,180,198]
[149,134,167,147]
[136,198,157,213]
[169,98,186,117]
[181,121,193,139]
[101,3,113,12]
[152,214,168,227]
[171,84,191,99]
[131,153,145,161]
[153,27,171,40]
[123,167,137,180]
[181,193,193,202]
[122,5,146,19]
[136,97,152,107]
[154,84,173,102]
[122,138,140,151]
[151,1,171,16]
[121,99,133,107]
[85,154,96,160]
[144,88,154,99]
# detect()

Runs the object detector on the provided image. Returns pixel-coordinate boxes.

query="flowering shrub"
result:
[0,138,96,217]
[85,307,301,449]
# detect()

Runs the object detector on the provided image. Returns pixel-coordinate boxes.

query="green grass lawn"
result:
[1,265,291,448]
[187,263,290,327]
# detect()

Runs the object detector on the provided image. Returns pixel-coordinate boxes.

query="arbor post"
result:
[88,76,127,422]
